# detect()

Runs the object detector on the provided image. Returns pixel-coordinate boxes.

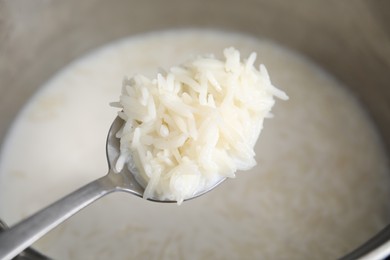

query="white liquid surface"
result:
[0,30,389,259]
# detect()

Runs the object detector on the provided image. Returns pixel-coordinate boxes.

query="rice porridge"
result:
[0,30,389,259]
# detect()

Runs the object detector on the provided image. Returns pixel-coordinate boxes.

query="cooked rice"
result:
[112,47,288,204]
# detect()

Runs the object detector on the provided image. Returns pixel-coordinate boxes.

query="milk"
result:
[0,29,389,259]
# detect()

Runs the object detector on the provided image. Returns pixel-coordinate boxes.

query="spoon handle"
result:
[0,174,115,260]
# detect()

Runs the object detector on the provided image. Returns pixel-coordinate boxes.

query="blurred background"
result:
[1,0,390,150]
[1,0,390,259]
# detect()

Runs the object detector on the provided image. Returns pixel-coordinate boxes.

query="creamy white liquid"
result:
[0,30,389,259]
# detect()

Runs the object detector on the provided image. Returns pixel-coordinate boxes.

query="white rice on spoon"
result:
[112,47,288,204]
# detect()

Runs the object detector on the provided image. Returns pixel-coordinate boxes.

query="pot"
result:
[0,0,389,259]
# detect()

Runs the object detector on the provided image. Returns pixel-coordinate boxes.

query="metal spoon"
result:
[0,116,225,260]
[0,219,50,260]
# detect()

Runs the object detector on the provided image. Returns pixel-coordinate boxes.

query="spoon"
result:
[0,219,50,260]
[0,116,226,260]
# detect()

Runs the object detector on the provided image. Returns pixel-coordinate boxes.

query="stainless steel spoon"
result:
[0,116,226,260]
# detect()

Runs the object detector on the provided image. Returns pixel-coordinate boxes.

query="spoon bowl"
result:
[0,116,226,260]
